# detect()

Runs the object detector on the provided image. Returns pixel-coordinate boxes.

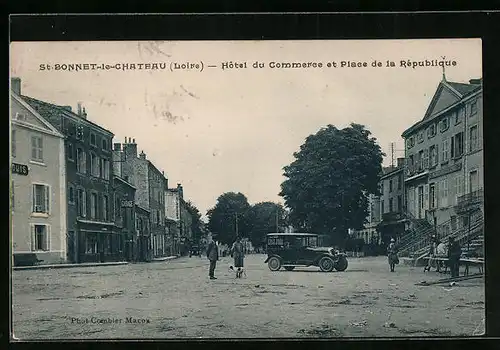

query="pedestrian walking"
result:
[448,237,462,278]
[387,238,399,272]
[435,239,447,272]
[424,236,438,272]
[206,235,219,280]
[230,236,245,278]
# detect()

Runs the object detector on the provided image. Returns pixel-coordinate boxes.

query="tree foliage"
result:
[206,192,251,244]
[246,202,287,248]
[279,123,384,246]
[184,200,203,242]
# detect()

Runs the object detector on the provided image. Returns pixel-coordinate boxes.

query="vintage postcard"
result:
[9,39,484,339]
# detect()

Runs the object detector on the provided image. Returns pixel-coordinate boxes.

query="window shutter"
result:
[31,224,35,251]
[424,184,429,210]
[450,136,455,158]
[45,185,50,214]
[82,191,87,217]
[46,225,51,251]
[32,185,36,212]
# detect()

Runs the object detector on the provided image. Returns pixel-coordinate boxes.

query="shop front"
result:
[77,220,124,263]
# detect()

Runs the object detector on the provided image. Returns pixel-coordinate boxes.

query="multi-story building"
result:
[350,193,381,245]
[21,82,118,263]
[377,159,406,244]
[402,76,483,241]
[165,184,183,256]
[114,138,168,260]
[112,174,136,261]
[10,80,67,265]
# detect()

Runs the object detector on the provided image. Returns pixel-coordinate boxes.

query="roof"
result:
[20,95,114,137]
[11,92,65,138]
[113,175,136,189]
[402,78,482,138]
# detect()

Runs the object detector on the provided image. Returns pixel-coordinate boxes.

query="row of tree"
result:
[191,123,384,249]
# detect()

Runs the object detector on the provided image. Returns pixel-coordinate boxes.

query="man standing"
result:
[448,237,462,278]
[207,235,219,280]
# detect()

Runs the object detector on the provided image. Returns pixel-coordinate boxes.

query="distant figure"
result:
[424,236,438,272]
[206,235,219,280]
[231,236,245,278]
[435,239,447,272]
[448,237,462,278]
[387,238,398,272]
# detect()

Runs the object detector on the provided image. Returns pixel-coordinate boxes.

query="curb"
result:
[13,261,129,271]
[151,256,179,262]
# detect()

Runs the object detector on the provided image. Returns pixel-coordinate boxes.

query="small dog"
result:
[229,265,246,278]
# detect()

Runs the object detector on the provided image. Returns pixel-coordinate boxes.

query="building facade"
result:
[114,138,168,260]
[10,83,67,265]
[402,77,483,240]
[350,193,382,245]
[113,175,136,261]
[22,85,118,263]
[377,160,406,244]
[165,185,182,256]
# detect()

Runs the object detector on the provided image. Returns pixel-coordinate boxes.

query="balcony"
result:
[456,189,484,214]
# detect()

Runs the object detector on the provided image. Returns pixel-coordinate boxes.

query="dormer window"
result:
[102,138,108,151]
[439,117,449,132]
[90,133,97,147]
[427,124,436,138]
[417,131,424,143]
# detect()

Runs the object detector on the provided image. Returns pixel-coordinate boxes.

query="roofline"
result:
[402,88,482,138]
[380,167,404,179]
[21,95,114,137]
[147,159,166,178]
[113,175,137,189]
[11,92,65,138]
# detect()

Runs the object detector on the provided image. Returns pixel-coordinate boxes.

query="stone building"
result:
[377,159,406,244]
[113,138,168,260]
[10,81,67,265]
[112,175,136,261]
[21,82,118,263]
[402,76,483,240]
[165,185,183,256]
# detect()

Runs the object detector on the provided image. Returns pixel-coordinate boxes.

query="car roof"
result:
[266,233,318,237]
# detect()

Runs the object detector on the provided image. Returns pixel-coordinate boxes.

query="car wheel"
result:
[284,266,295,271]
[268,256,282,271]
[319,256,335,272]
[334,256,348,271]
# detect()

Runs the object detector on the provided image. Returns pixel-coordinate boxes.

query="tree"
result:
[184,200,203,242]
[246,202,287,248]
[206,192,251,244]
[279,123,384,247]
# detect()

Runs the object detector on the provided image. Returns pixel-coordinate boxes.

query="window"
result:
[406,137,415,149]
[440,179,449,207]
[11,129,16,157]
[417,150,424,171]
[90,192,98,219]
[439,117,449,132]
[397,195,402,211]
[417,131,424,143]
[455,175,465,201]
[32,184,49,213]
[389,198,393,212]
[77,188,87,217]
[442,139,449,162]
[398,174,402,190]
[429,145,438,167]
[469,125,479,152]
[90,153,99,177]
[102,138,108,150]
[429,183,436,209]
[32,225,49,251]
[76,125,84,140]
[67,143,74,161]
[77,148,86,174]
[86,233,98,254]
[470,100,478,116]
[423,149,429,169]
[451,132,464,158]
[102,195,109,221]
[68,185,75,204]
[100,158,110,180]
[31,135,43,162]
[389,180,393,192]
[469,170,479,193]
[380,181,384,194]
[115,194,121,218]
[427,124,436,138]
[455,108,464,125]
[90,133,97,146]
[381,200,385,214]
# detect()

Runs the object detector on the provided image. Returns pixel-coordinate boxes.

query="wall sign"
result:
[12,163,29,176]
[122,200,134,208]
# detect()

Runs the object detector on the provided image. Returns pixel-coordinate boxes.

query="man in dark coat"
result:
[448,237,462,278]
[206,235,219,280]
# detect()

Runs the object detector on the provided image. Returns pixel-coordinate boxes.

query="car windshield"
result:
[267,235,318,248]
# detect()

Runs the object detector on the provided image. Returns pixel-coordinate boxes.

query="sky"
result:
[10,39,482,218]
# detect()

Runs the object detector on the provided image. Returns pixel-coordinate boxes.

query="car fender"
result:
[313,254,334,265]
[264,255,281,264]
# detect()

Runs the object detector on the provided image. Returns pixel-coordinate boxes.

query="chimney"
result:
[177,183,184,199]
[113,143,122,151]
[11,77,21,95]
[123,136,138,159]
[124,136,128,144]
[133,138,136,143]
[112,143,122,177]
[397,157,404,168]
[82,107,87,119]
[77,102,82,116]
[139,150,146,160]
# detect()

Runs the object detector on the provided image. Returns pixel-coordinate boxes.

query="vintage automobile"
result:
[264,233,348,272]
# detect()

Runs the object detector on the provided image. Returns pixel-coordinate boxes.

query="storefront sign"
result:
[121,200,134,208]
[12,163,29,176]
